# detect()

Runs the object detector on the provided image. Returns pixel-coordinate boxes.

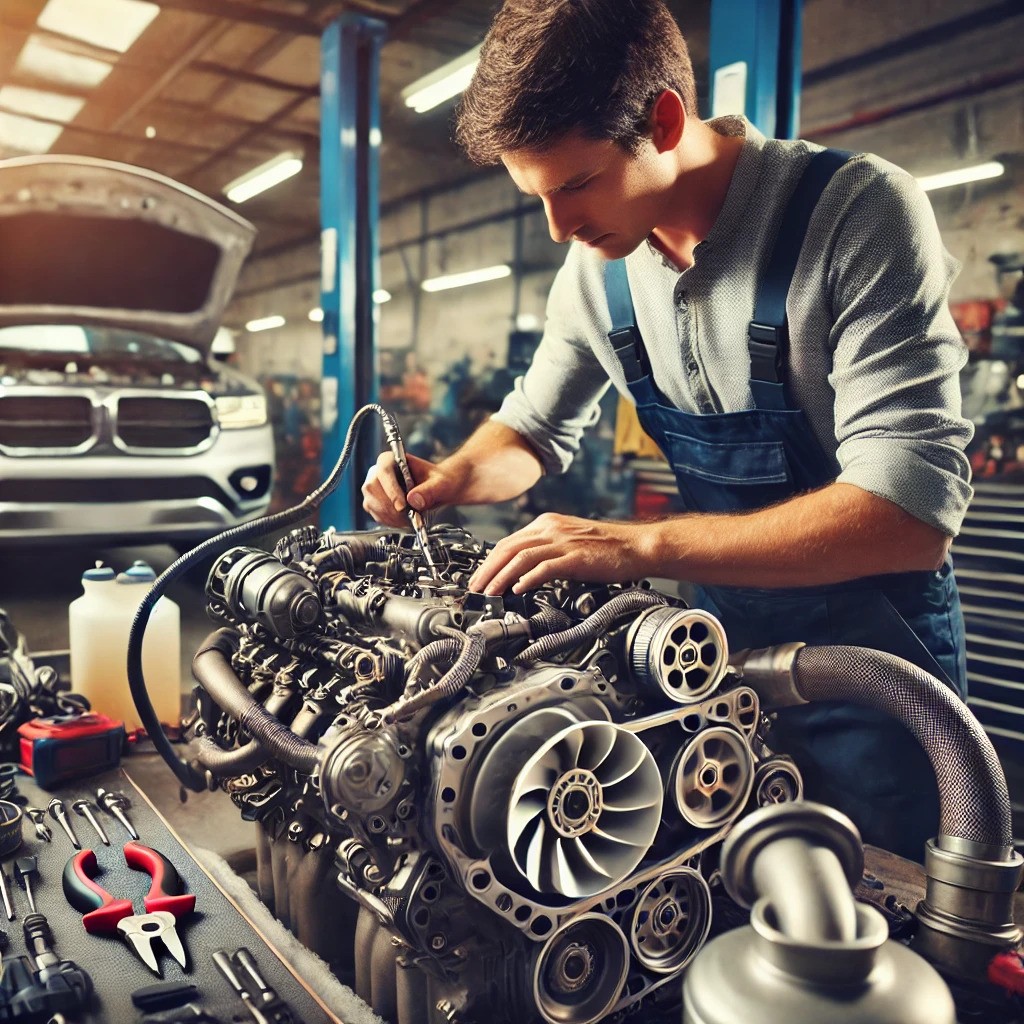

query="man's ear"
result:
[649,89,685,152]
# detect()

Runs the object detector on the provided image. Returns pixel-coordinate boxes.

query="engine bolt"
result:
[430,934,447,951]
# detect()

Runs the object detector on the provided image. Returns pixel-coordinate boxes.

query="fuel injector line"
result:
[128,403,399,791]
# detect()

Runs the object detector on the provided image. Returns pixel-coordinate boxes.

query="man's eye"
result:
[563,179,590,193]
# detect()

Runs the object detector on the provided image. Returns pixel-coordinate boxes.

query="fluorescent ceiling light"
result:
[0,111,64,153]
[373,289,392,304]
[16,36,114,88]
[224,152,302,203]
[402,44,481,114]
[916,161,1004,192]
[308,307,324,323]
[38,0,160,54]
[422,264,511,293]
[0,85,84,124]
[245,315,286,333]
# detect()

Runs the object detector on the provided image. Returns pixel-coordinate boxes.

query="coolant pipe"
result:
[195,691,325,777]
[191,629,320,776]
[513,588,666,664]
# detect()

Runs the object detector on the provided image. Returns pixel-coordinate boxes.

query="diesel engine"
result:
[185,522,800,1023]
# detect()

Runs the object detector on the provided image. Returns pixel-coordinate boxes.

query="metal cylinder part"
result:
[913,836,1024,978]
[683,803,956,1024]
[532,914,629,1024]
[627,607,729,703]
[671,726,754,830]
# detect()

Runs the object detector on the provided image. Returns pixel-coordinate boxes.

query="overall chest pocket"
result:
[663,431,794,513]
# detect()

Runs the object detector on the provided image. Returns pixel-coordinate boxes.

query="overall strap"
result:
[604,258,650,386]
[748,147,854,409]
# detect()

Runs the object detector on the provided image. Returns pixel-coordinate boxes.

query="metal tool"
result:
[381,409,442,580]
[15,856,38,913]
[96,788,139,840]
[118,911,187,974]
[62,843,194,975]
[25,807,52,843]
[231,947,295,1023]
[0,866,13,921]
[46,800,80,850]
[212,950,272,1024]
[71,800,109,846]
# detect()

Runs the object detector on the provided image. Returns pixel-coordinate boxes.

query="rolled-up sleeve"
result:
[827,169,974,536]
[492,253,611,474]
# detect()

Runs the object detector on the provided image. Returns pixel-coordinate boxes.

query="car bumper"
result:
[0,424,274,543]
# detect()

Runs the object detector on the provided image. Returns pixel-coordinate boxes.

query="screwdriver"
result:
[380,410,442,581]
[14,857,37,913]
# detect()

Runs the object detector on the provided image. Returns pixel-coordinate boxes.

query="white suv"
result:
[0,155,274,545]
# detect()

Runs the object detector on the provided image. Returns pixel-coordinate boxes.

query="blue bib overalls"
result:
[604,149,967,861]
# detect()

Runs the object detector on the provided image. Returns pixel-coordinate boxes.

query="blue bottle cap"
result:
[117,560,157,584]
[82,565,115,582]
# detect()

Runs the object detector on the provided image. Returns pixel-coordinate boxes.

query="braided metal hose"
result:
[793,646,1010,849]
[513,589,666,664]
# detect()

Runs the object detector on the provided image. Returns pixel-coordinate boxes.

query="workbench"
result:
[0,767,344,1024]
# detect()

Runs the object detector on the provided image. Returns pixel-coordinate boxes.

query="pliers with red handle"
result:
[62,841,195,974]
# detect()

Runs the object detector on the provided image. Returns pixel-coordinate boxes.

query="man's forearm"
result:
[645,482,951,588]
[439,419,545,505]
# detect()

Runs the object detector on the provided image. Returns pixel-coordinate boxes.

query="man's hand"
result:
[362,452,468,528]
[468,514,654,594]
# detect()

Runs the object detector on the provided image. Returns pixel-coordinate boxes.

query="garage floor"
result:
[3,539,1024,863]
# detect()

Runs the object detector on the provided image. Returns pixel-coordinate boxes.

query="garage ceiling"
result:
[2,0,1021,325]
[0,1,715,306]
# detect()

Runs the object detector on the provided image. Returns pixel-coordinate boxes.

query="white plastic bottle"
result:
[69,561,182,732]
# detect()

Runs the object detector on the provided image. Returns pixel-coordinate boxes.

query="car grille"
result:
[0,395,93,450]
[115,396,214,450]
[0,391,217,454]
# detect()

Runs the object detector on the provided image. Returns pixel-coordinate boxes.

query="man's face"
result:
[502,132,671,260]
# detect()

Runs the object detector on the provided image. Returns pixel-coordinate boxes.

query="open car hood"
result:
[0,155,256,355]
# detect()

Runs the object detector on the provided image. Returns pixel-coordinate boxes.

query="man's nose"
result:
[542,196,580,244]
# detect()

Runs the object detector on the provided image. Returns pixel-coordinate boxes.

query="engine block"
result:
[189,523,804,1024]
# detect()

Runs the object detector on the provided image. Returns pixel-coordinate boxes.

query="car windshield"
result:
[0,324,202,364]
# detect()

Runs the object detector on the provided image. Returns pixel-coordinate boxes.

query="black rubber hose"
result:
[192,630,320,775]
[794,645,1012,849]
[193,685,307,775]
[513,589,666,664]
[128,403,391,790]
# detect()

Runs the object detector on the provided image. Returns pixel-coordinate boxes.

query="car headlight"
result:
[214,393,268,429]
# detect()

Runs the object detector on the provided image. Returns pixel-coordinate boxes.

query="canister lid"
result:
[117,560,157,584]
[82,564,115,582]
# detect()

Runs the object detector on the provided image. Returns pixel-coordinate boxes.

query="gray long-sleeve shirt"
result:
[493,116,974,536]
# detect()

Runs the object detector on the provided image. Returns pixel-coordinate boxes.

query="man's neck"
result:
[649,120,745,270]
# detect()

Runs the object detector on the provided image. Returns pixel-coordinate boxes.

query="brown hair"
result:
[455,0,697,165]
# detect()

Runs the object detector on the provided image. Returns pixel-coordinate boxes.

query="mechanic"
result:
[363,0,973,861]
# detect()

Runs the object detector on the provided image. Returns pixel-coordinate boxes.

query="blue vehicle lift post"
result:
[319,14,386,529]
[709,0,802,138]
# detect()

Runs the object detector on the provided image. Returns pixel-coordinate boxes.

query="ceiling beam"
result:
[191,60,318,96]
[152,0,324,36]
[110,18,231,132]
